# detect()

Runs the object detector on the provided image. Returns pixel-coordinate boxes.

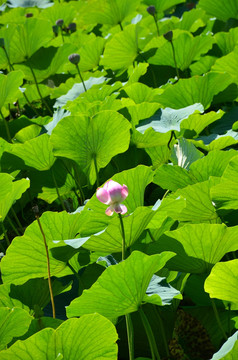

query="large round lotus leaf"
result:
[0,314,118,360]
[67,250,175,319]
[50,110,131,185]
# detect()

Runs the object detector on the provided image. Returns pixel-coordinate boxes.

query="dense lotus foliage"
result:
[0,0,238,359]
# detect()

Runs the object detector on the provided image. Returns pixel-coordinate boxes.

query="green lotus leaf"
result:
[15,44,77,82]
[14,125,42,143]
[215,28,238,55]
[0,71,24,112]
[50,111,131,185]
[205,260,238,305]
[212,47,238,84]
[143,0,185,13]
[0,314,118,360]
[0,278,72,314]
[0,173,29,222]
[192,131,238,151]
[199,0,238,22]
[148,224,238,273]
[0,307,33,351]
[190,55,217,76]
[144,30,214,71]
[168,178,219,223]
[180,110,224,136]
[67,251,175,319]
[74,207,155,253]
[81,0,140,26]
[157,72,233,109]
[8,134,55,171]
[7,18,52,62]
[153,165,195,192]
[1,211,82,285]
[210,331,238,360]
[39,2,75,25]
[101,24,148,71]
[8,0,52,8]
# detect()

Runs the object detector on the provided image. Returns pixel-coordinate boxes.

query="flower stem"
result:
[118,213,126,261]
[139,307,161,360]
[1,222,10,247]
[28,61,53,115]
[152,306,170,359]
[11,208,24,234]
[210,298,227,341]
[60,27,64,43]
[119,22,123,31]
[170,41,180,80]
[6,215,21,236]
[152,15,159,36]
[51,168,66,211]
[67,261,84,296]
[75,63,87,92]
[3,46,14,71]
[125,314,134,360]
[0,109,11,142]
[34,209,55,318]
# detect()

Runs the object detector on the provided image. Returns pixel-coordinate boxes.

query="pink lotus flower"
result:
[96,180,128,216]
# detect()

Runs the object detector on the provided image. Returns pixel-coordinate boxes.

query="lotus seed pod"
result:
[68,53,80,65]
[147,5,156,16]
[56,19,64,27]
[25,13,33,17]
[0,38,5,48]
[163,30,173,42]
[68,22,77,32]
[52,25,59,35]
[32,204,39,216]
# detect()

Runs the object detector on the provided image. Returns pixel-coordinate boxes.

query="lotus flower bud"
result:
[68,53,80,65]
[25,13,33,17]
[32,204,39,216]
[163,30,173,42]
[56,19,64,27]
[68,22,77,32]
[147,5,156,16]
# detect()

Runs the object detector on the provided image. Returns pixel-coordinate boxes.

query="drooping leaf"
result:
[8,0,53,8]
[67,251,175,319]
[0,314,118,360]
[0,307,33,350]
[50,111,131,184]
[210,331,238,360]
[171,138,203,169]
[0,71,24,112]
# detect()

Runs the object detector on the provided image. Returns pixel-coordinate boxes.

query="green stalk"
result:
[170,41,180,80]
[60,27,64,43]
[148,229,156,242]
[34,211,56,318]
[118,213,134,360]
[67,262,84,296]
[75,63,87,92]
[1,222,10,247]
[152,306,170,359]
[118,213,126,260]
[93,156,99,188]
[152,15,159,36]
[3,46,14,71]
[119,22,123,31]
[139,307,161,360]
[0,109,11,142]
[28,61,53,115]
[210,298,227,341]
[51,168,66,211]
[11,208,24,234]
[62,161,85,205]
[6,215,21,236]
